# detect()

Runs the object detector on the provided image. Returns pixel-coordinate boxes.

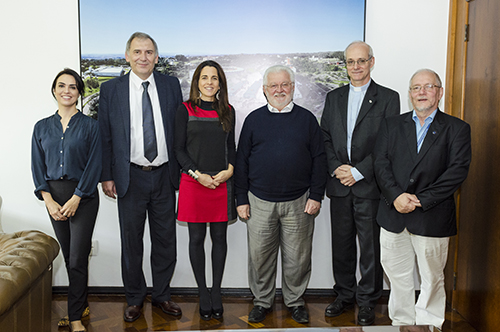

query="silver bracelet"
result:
[188,169,199,180]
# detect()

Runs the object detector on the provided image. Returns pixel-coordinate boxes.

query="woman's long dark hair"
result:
[188,60,233,132]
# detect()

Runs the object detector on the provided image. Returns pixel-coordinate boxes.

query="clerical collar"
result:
[349,79,371,92]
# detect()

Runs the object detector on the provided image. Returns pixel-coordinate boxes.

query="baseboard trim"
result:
[52,286,391,299]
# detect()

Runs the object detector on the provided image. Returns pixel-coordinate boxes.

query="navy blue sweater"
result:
[235,104,327,205]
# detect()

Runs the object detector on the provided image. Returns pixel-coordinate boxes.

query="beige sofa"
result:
[0,230,60,331]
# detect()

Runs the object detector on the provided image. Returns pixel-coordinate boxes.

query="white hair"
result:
[263,65,295,85]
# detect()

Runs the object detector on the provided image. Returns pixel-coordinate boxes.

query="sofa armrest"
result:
[0,230,60,315]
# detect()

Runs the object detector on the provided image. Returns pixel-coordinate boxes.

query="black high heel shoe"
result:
[212,307,224,320]
[211,289,223,319]
[199,307,212,321]
[199,288,212,321]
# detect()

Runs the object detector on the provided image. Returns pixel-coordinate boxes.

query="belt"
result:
[131,162,166,171]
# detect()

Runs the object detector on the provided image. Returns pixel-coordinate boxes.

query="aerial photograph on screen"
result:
[79,0,365,132]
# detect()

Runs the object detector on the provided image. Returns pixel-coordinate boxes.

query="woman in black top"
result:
[174,60,236,320]
[31,68,101,332]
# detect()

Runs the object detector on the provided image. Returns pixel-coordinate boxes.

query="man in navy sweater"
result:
[235,65,327,324]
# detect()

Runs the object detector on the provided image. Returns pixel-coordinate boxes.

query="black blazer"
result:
[320,80,400,199]
[99,71,183,197]
[373,110,471,237]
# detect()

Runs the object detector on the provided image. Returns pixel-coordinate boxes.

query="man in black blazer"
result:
[373,69,471,329]
[320,41,400,325]
[99,32,183,322]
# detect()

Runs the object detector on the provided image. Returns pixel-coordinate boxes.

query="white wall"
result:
[0,0,449,289]
[366,1,450,113]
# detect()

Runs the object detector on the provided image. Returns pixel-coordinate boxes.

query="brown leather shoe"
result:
[152,300,182,316]
[124,305,142,322]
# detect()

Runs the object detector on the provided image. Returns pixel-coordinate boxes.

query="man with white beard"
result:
[235,65,327,324]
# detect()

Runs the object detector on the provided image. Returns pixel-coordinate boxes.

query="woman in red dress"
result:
[174,60,236,320]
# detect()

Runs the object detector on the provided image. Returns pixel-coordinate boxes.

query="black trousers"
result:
[330,192,382,308]
[48,180,98,321]
[117,163,177,305]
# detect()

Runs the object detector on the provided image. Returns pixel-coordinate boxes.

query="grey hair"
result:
[409,68,442,88]
[263,65,295,85]
[344,40,374,59]
[126,32,158,57]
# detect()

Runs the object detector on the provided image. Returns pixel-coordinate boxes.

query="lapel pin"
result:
[433,131,436,134]
[369,100,372,103]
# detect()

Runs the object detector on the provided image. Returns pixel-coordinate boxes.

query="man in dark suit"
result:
[99,32,183,322]
[373,69,471,330]
[320,41,400,325]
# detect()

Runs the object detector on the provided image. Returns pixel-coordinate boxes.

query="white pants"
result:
[380,228,449,329]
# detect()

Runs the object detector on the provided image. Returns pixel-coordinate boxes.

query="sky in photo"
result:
[80,0,365,56]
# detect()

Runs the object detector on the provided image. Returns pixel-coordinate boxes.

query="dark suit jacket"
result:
[99,71,183,197]
[373,110,471,237]
[321,80,400,200]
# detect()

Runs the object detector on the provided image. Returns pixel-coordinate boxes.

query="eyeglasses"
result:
[346,56,373,67]
[265,82,294,90]
[409,84,442,93]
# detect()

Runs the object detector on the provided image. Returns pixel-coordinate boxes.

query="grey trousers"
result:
[247,191,315,308]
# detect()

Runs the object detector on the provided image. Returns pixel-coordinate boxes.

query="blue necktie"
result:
[142,81,157,162]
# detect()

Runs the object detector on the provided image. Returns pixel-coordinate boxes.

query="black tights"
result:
[188,222,228,311]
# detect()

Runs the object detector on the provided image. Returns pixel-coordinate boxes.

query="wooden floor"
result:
[51,294,477,332]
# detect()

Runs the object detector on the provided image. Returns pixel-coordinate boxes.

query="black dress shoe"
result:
[212,307,224,320]
[357,306,375,326]
[325,299,354,317]
[248,305,271,323]
[124,305,142,322]
[289,305,309,324]
[152,300,182,316]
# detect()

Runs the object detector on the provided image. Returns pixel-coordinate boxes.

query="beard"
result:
[416,105,430,113]
[269,92,292,109]
[414,103,434,113]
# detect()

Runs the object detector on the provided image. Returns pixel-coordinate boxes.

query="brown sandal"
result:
[57,306,90,327]
[69,320,86,332]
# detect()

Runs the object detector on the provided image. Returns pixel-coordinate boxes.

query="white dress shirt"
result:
[267,101,294,113]
[129,71,168,166]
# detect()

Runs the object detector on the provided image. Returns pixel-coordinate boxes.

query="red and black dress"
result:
[174,100,236,223]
